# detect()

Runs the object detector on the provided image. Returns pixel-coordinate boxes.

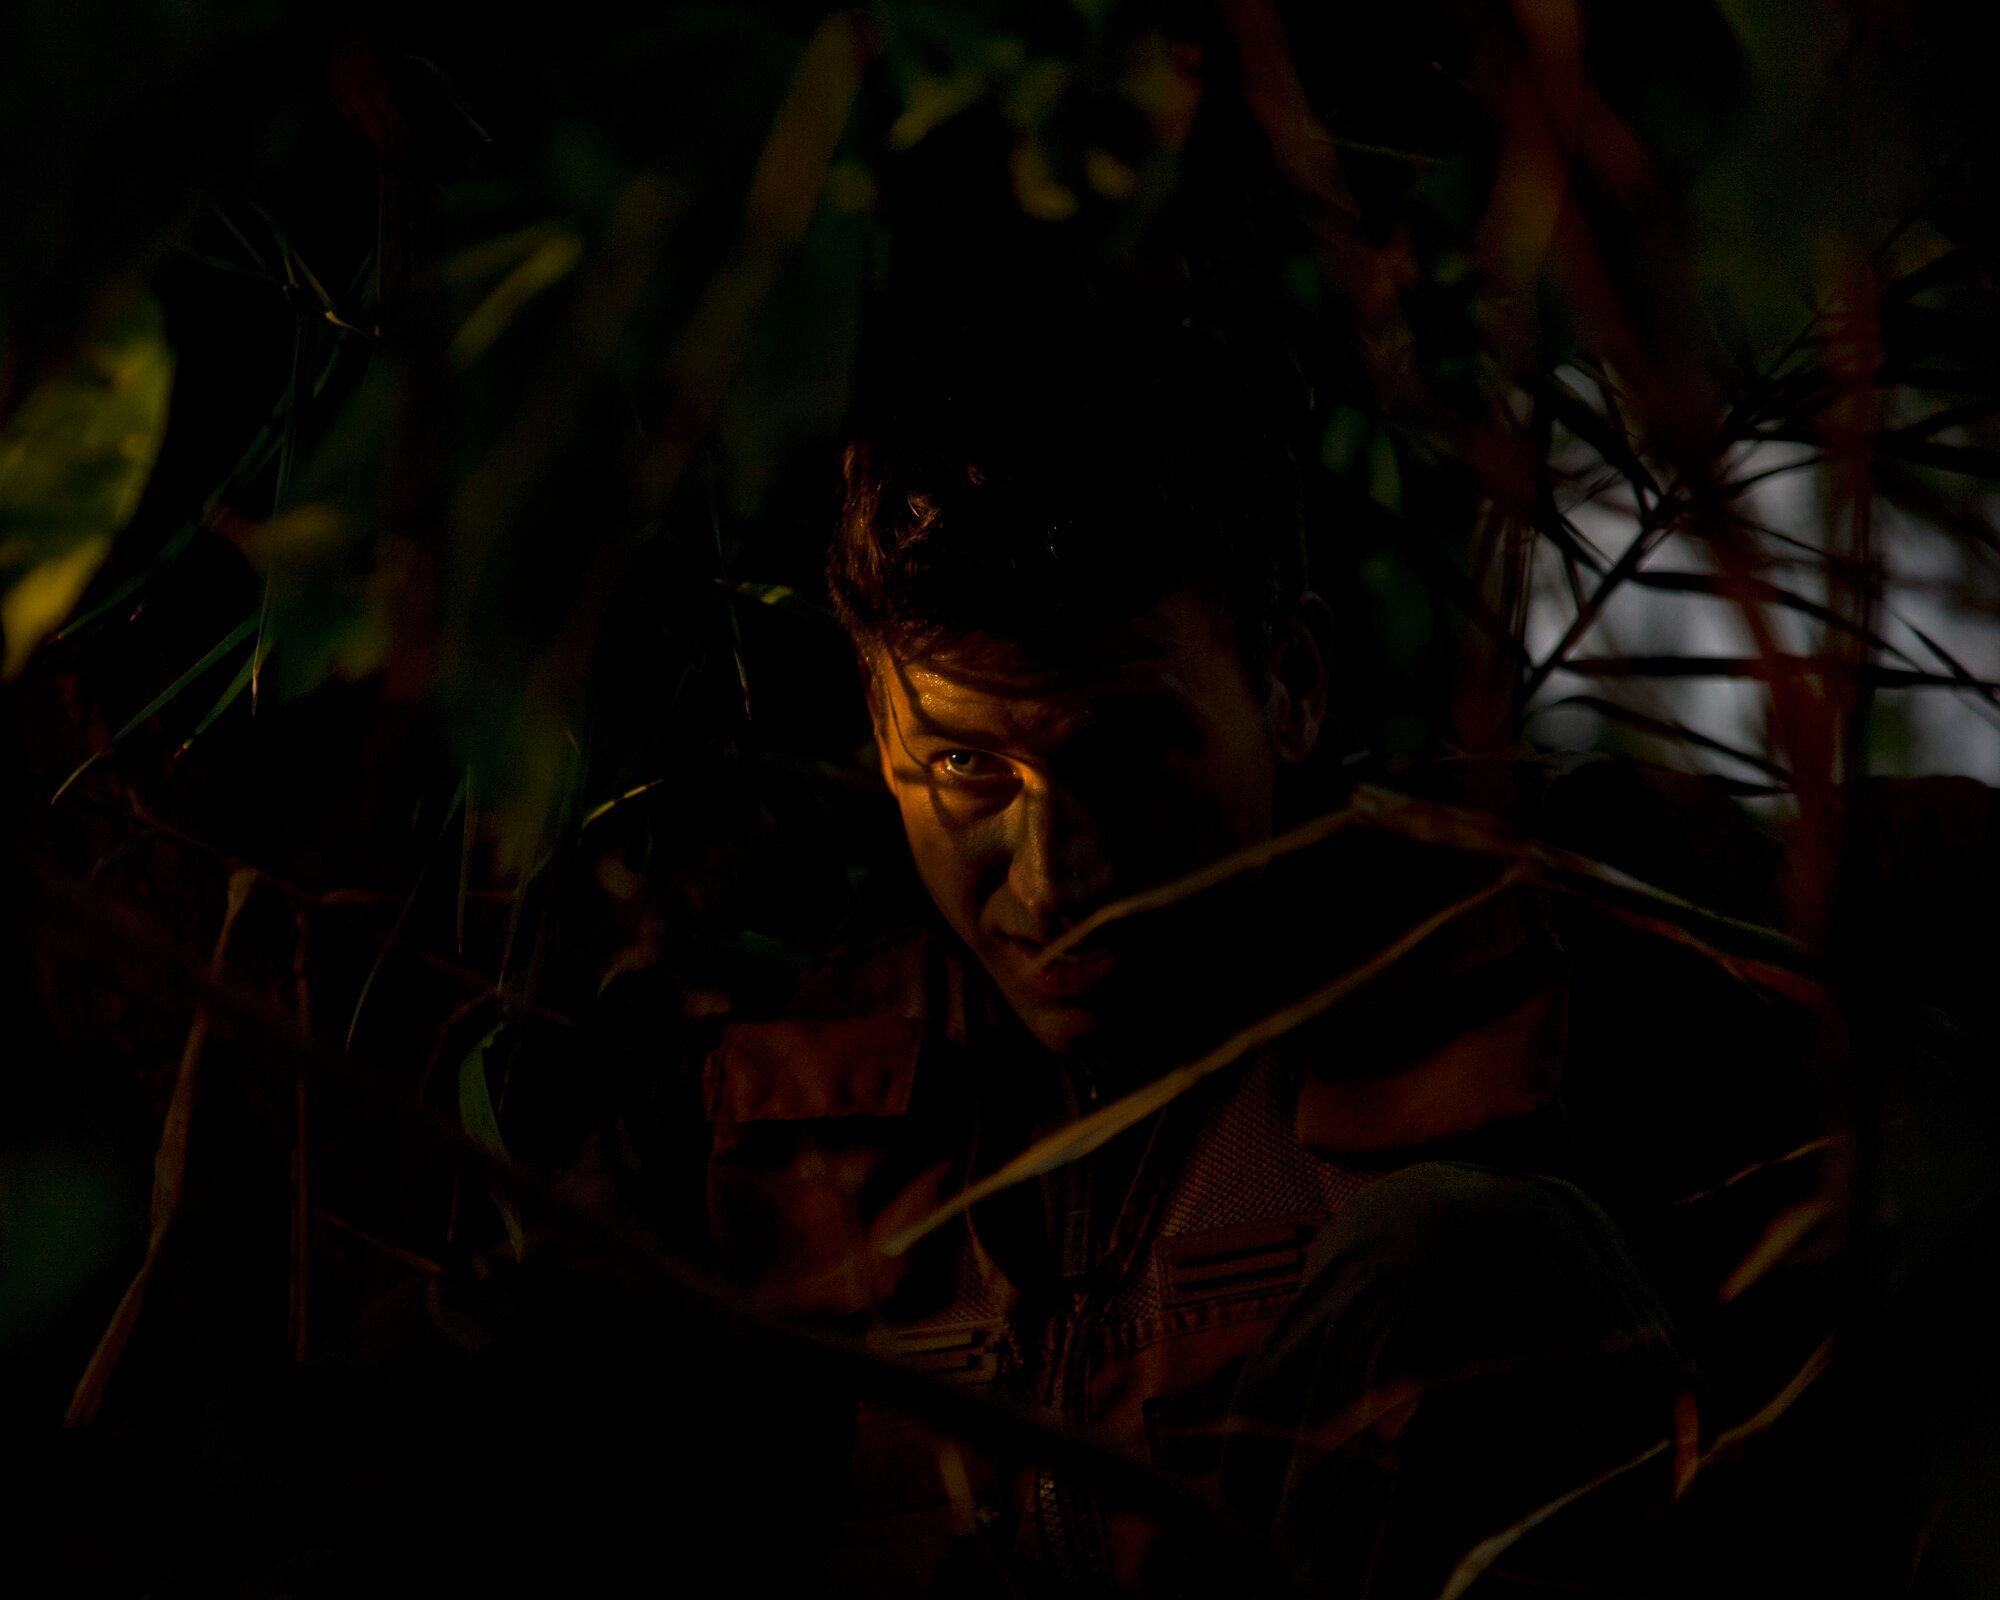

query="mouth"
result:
[1007,937,1120,1002]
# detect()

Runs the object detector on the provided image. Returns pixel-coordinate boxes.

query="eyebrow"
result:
[893,701,1020,750]
[898,684,1195,755]
[905,718,1004,748]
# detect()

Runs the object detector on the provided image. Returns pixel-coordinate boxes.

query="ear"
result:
[1266,592,1334,767]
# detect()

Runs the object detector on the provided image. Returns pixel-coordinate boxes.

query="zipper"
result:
[1036,1055,1114,1590]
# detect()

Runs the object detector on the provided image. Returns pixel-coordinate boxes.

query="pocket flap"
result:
[706,1016,925,1123]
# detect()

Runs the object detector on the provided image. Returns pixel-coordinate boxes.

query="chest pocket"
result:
[1156,1215,1323,1307]
[705,1016,933,1315]
[1098,1055,1374,1335]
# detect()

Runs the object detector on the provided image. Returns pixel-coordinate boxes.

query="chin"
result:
[993,984,1093,1052]
[1013,993,1154,1062]
[1023,1010,1102,1056]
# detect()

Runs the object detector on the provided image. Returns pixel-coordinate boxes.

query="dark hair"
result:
[828,319,1306,679]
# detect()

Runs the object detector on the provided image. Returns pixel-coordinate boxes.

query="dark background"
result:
[5,1,2000,1593]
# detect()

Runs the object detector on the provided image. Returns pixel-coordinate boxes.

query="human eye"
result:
[932,749,1012,784]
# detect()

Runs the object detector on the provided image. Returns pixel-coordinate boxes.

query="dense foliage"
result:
[6,1,2000,1592]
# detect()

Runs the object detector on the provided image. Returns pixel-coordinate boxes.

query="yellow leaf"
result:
[2,537,107,678]
[0,288,174,676]
[450,232,585,366]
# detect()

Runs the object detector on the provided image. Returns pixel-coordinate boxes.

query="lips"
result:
[1010,938,1119,1001]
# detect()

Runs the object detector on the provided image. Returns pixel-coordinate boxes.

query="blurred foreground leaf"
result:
[0,289,174,678]
[65,868,255,1427]
[457,1030,525,1262]
[0,1149,121,1353]
[717,577,843,632]
[51,610,258,802]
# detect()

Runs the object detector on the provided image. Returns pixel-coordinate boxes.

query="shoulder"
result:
[1313,1161,1632,1281]
[702,924,965,1127]
[1300,1162,1684,1369]
[699,925,981,1311]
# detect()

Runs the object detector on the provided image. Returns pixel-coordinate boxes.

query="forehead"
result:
[872,589,1248,741]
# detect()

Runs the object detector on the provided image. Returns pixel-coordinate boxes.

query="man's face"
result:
[869,587,1327,1059]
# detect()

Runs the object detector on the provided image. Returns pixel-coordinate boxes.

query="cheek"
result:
[896,793,1008,925]
[1151,740,1278,858]
[1209,700,1283,821]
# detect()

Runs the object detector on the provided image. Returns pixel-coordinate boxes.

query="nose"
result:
[1006,779,1116,935]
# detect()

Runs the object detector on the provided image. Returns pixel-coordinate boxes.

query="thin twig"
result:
[30,861,1320,1598]
[66,868,258,1426]
[888,867,1528,1258]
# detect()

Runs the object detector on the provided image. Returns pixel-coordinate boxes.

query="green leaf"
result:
[50,330,342,646]
[176,652,256,755]
[52,610,258,801]
[1555,654,2000,689]
[715,577,844,632]
[1624,569,1915,665]
[450,231,585,366]
[1532,373,1660,496]
[0,289,175,677]
[456,1029,525,1262]
[1546,693,1790,781]
[345,773,469,1048]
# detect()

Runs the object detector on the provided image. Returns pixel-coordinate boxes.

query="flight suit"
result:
[702,865,1693,1597]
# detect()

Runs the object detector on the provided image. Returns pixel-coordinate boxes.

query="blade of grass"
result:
[887,868,1525,1258]
[1531,370,1659,496]
[48,521,203,643]
[52,610,258,802]
[1437,1438,1670,1600]
[457,1028,525,1261]
[1675,1135,1844,1207]
[257,203,336,313]
[311,1208,444,1276]
[1539,694,1791,782]
[1873,461,2000,564]
[495,740,588,1110]
[345,773,468,1050]
[1347,785,1821,988]
[1626,569,1925,670]
[402,53,492,142]
[580,776,666,831]
[65,867,257,1425]
[1878,364,2000,396]
[179,248,280,285]
[439,221,569,287]
[1544,511,1611,575]
[1898,614,2000,722]
[1718,1196,1835,1303]
[1887,398,2000,442]
[496,746,577,995]
[1872,433,2000,479]
[23,858,1346,1599]
[1700,1337,1836,1462]
[1882,244,1980,303]
[1047,785,1819,997]
[713,485,752,720]
[449,230,584,366]
[208,201,270,273]
[175,652,254,756]
[51,332,343,644]
[456,765,476,956]
[257,310,318,708]
[714,577,846,632]
[1519,498,1677,708]
[1556,654,2000,689]
[1520,230,1939,721]
[1040,803,1361,966]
